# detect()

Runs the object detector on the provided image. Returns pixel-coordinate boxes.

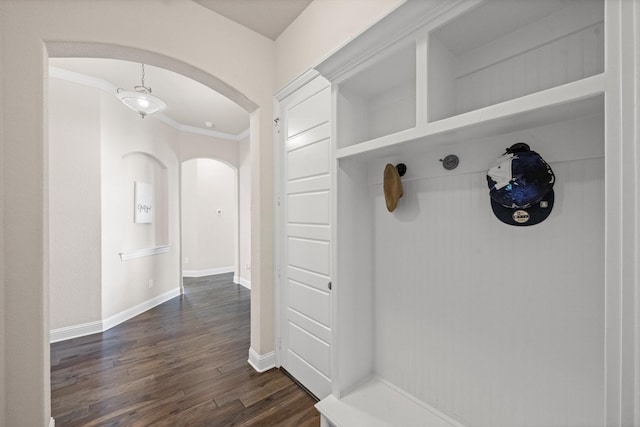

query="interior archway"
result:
[181,158,245,283]
[45,42,260,413]
[46,42,258,113]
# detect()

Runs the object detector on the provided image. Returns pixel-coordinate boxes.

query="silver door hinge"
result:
[274,117,280,134]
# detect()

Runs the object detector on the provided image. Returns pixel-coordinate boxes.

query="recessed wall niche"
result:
[122,152,169,250]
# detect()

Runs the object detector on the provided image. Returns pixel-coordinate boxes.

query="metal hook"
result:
[396,163,407,177]
[439,155,459,170]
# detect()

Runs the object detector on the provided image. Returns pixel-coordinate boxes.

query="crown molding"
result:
[49,66,249,141]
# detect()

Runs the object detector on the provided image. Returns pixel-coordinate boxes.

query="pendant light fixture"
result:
[116,64,166,119]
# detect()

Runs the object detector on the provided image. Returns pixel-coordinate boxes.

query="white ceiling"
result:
[194,0,313,40]
[50,57,251,139]
[49,1,314,140]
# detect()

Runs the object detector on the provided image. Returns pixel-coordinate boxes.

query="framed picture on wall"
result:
[134,181,153,224]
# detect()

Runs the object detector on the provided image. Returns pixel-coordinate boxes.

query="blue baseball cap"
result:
[487,143,555,226]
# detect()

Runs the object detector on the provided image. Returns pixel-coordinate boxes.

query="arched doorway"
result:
[41,41,264,426]
[2,3,276,421]
[181,157,250,286]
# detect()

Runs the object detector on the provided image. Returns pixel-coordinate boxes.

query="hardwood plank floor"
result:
[51,274,320,426]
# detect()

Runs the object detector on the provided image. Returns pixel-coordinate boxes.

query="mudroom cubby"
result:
[336,41,417,148]
[326,0,605,154]
[427,0,604,122]
[322,102,605,427]
[313,0,618,426]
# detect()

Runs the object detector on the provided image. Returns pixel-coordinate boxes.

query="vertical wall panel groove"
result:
[454,23,604,117]
[372,158,604,427]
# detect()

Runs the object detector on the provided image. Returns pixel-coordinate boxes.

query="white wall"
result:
[49,72,255,332]
[178,131,250,284]
[1,2,275,424]
[372,157,605,426]
[0,0,412,424]
[238,137,251,287]
[275,0,405,89]
[178,131,239,166]
[99,88,181,321]
[49,75,182,329]
[0,6,5,420]
[49,78,102,330]
[181,158,238,274]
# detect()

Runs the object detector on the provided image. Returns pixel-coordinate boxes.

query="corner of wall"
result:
[248,347,275,373]
[0,2,6,424]
[274,0,405,88]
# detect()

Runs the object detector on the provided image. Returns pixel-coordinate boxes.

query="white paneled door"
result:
[278,75,332,399]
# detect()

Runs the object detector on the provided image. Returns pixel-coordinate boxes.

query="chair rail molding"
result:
[119,244,170,261]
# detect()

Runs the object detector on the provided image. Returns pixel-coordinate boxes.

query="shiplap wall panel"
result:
[372,157,604,427]
[367,82,417,141]
[455,23,604,116]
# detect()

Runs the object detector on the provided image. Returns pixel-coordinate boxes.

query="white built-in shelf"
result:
[315,0,609,426]
[327,0,604,150]
[427,0,604,122]
[316,378,464,427]
[336,74,604,162]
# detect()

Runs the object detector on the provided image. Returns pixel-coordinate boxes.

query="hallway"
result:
[51,274,319,426]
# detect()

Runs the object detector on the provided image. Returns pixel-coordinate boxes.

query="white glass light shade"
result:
[116,90,167,118]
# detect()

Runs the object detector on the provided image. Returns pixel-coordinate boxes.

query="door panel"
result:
[287,175,330,194]
[280,78,332,399]
[288,265,330,292]
[289,279,331,326]
[287,191,330,224]
[286,349,331,399]
[289,322,331,376]
[288,138,330,180]
[287,237,330,275]
[288,306,331,343]
[287,224,331,242]
[287,92,331,138]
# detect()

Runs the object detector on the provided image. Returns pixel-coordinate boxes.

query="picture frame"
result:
[134,181,153,224]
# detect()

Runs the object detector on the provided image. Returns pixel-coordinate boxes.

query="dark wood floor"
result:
[51,274,320,426]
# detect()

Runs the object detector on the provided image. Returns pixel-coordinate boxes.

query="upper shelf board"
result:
[336,74,604,162]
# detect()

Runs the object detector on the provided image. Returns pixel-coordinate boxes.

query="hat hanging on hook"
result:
[486,143,555,226]
[383,163,406,212]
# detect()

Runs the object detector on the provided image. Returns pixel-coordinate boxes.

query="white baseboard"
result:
[50,287,181,343]
[234,275,251,290]
[182,266,234,277]
[102,288,181,331]
[248,347,276,373]
[49,320,103,343]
